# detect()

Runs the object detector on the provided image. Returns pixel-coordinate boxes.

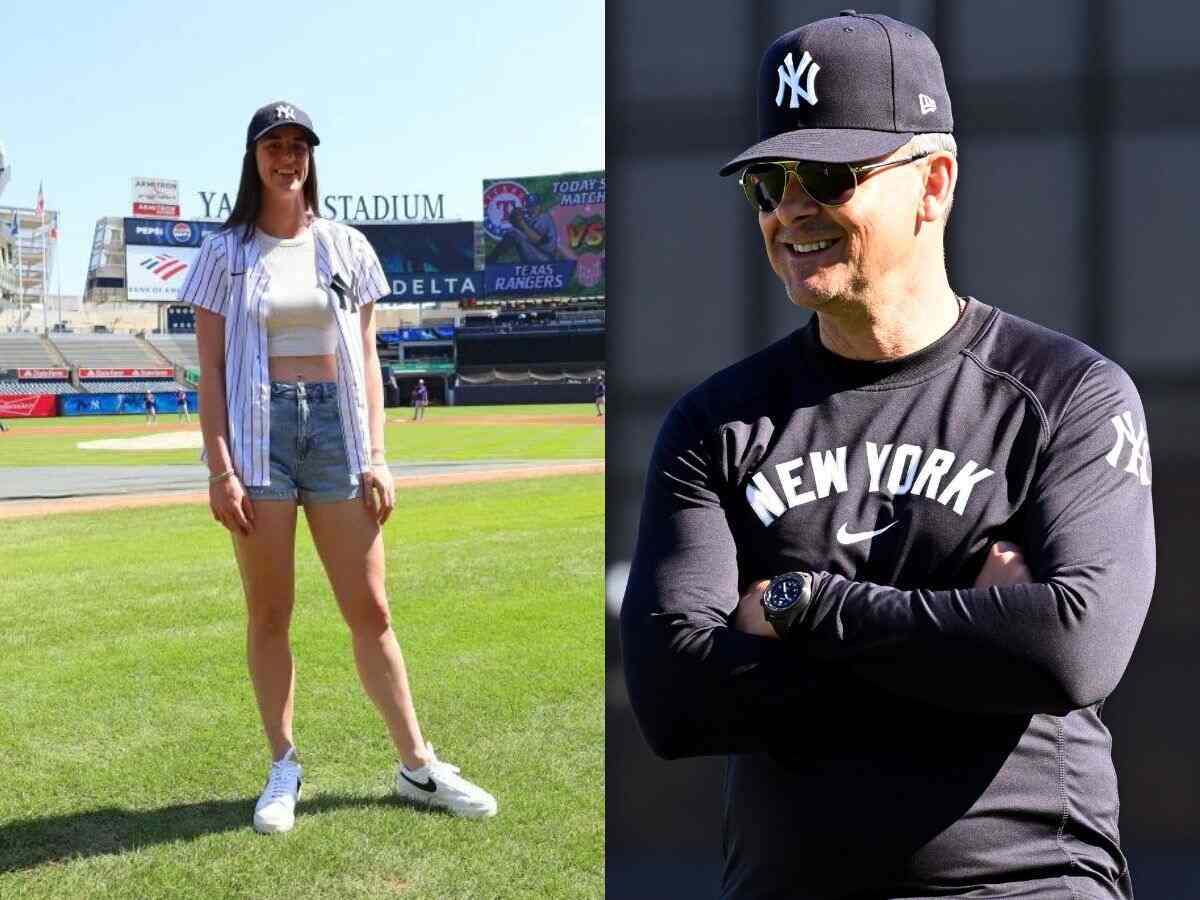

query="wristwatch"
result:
[760,571,814,638]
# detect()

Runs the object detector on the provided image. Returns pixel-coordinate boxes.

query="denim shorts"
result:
[246,381,360,504]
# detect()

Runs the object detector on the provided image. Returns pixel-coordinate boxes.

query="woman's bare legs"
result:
[231,499,299,761]
[303,498,431,770]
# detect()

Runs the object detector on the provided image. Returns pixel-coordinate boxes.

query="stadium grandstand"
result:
[0,380,78,395]
[148,333,200,368]
[37,333,191,394]
[51,333,169,369]
[75,380,183,394]
[452,302,604,405]
[0,333,62,367]
[0,333,80,395]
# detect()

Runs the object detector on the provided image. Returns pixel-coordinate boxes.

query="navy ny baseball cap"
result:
[247,101,320,147]
[719,10,952,175]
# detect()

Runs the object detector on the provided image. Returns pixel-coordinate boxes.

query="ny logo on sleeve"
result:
[1105,411,1151,486]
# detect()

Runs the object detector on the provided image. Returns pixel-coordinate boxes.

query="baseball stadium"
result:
[0,151,605,897]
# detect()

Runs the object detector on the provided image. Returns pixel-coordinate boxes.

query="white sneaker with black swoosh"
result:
[395,744,497,819]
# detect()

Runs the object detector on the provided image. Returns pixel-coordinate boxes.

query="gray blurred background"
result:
[606,1,1200,897]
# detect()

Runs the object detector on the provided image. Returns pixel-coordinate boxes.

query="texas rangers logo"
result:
[141,254,188,281]
[483,181,531,241]
[776,51,819,108]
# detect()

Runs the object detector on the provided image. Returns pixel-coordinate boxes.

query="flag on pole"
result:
[7,208,16,237]
[36,181,45,215]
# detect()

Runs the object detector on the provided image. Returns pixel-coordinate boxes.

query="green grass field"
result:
[0,404,603,468]
[0,404,604,898]
[0,476,603,899]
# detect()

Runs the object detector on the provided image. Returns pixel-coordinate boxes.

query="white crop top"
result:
[257,227,338,356]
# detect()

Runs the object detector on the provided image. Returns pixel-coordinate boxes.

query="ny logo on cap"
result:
[275,105,296,121]
[776,51,819,108]
[919,94,938,115]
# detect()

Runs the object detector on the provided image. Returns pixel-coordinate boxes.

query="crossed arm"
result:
[620,370,1155,760]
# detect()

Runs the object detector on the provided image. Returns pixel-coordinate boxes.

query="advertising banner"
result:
[0,394,57,417]
[16,368,69,379]
[482,171,605,298]
[357,222,480,303]
[79,367,174,379]
[132,177,181,218]
[60,392,197,417]
[123,218,220,248]
[125,245,201,301]
[377,327,455,344]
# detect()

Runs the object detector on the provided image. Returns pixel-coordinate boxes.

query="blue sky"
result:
[0,0,604,297]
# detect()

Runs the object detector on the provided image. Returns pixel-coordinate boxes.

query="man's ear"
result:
[920,152,957,222]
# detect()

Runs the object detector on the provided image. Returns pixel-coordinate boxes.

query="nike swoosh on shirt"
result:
[836,520,900,546]
[400,772,437,793]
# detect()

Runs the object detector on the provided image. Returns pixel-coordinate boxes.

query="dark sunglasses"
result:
[739,152,931,212]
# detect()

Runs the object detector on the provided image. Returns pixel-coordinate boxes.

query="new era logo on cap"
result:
[919,93,937,115]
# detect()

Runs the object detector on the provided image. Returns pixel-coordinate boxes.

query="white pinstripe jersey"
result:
[180,218,391,487]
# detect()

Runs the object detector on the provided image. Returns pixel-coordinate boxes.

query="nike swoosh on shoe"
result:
[400,771,437,793]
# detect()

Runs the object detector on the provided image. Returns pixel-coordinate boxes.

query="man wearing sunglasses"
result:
[621,11,1153,900]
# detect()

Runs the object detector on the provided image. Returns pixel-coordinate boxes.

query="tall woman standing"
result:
[182,101,495,834]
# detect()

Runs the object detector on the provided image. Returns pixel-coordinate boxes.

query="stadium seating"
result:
[148,334,200,368]
[78,380,188,394]
[0,334,62,368]
[50,334,167,368]
[0,380,81,395]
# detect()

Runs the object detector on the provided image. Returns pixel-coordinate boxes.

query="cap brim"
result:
[718,129,912,176]
[250,122,320,147]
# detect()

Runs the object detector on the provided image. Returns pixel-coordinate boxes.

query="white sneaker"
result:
[253,748,302,834]
[396,744,497,819]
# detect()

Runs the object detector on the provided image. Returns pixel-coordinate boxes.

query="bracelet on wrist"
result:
[209,469,236,484]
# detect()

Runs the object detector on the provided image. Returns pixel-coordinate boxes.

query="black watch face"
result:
[764,576,805,613]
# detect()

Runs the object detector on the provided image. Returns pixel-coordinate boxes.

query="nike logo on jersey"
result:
[400,772,437,793]
[836,520,899,545]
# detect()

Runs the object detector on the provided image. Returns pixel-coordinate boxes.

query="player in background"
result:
[412,378,428,421]
[176,386,191,424]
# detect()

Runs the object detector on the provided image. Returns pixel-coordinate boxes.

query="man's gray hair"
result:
[908,132,958,158]
[906,132,957,219]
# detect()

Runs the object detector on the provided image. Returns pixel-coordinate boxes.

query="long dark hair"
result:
[222,144,320,243]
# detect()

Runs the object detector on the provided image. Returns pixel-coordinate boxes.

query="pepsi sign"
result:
[123,217,221,248]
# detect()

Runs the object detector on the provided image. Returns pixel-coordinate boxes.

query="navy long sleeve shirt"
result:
[620,299,1155,900]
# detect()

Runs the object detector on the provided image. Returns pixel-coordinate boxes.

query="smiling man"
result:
[620,11,1154,900]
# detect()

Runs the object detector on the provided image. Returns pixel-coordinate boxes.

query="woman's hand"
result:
[361,463,395,525]
[210,474,255,536]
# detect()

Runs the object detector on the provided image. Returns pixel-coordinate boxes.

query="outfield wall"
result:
[59,392,198,416]
[0,395,58,417]
[454,383,595,405]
